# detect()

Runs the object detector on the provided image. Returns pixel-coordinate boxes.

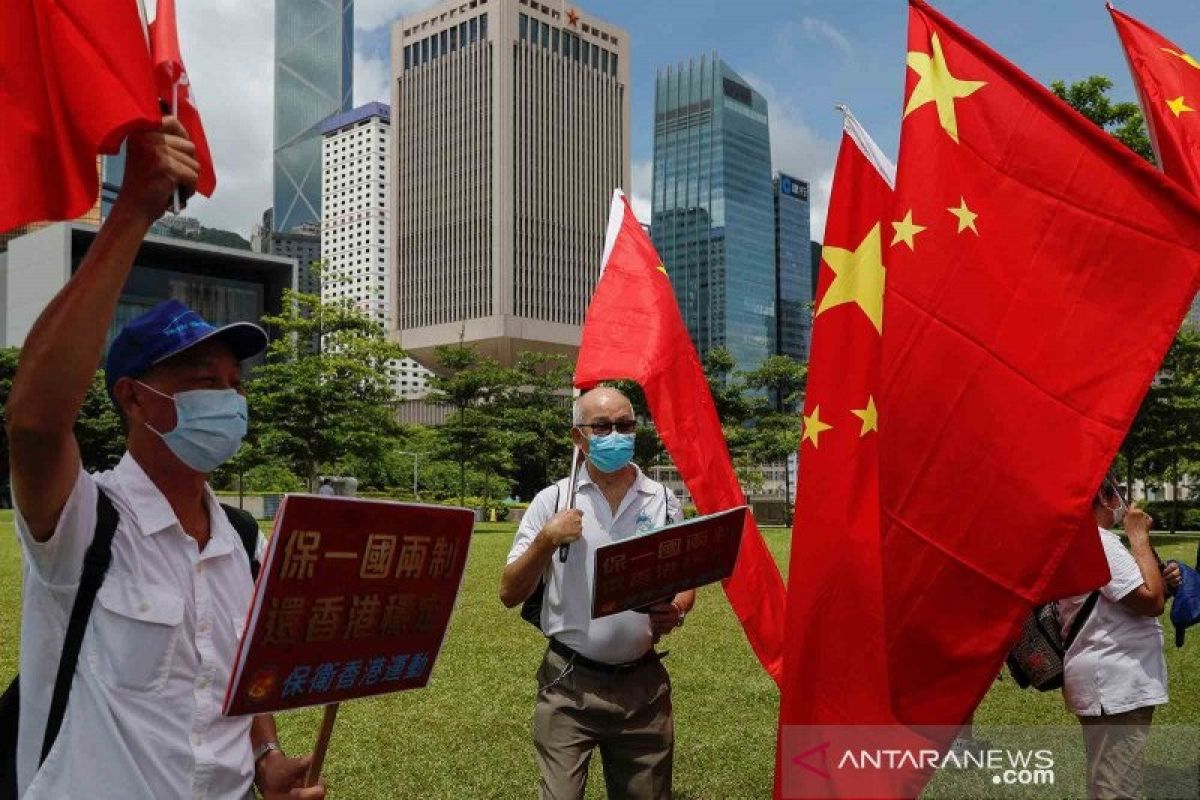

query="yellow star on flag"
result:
[905,32,987,143]
[891,210,926,251]
[1162,48,1200,71]
[816,223,885,334]
[1167,96,1195,118]
[802,406,833,449]
[851,396,878,436]
[657,264,669,276]
[947,197,979,235]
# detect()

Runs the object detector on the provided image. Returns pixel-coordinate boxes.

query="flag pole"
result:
[559,388,583,562]
[304,702,340,787]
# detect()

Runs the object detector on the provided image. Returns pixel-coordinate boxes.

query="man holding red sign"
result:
[5,123,323,799]
[500,386,694,800]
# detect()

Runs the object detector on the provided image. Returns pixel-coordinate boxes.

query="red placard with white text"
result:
[223,495,474,716]
[591,506,747,618]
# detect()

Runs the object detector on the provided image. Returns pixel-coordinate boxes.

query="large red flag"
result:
[1110,5,1200,196]
[882,0,1200,743]
[150,0,216,196]
[575,191,788,684]
[0,0,159,231]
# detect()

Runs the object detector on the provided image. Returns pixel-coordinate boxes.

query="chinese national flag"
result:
[0,0,159,231]
[150,0,216,196]
[575,191,788,684]
[882,0,1200,746]
[1110,5,1200,196]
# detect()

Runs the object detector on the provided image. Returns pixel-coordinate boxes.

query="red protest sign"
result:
[223,495,474,716]
[591,506,747,618]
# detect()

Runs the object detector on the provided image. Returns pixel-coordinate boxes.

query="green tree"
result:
[245,286,407,488]
[1051,75,1155,162]
[498,352,574,501]
[75,370,125,472]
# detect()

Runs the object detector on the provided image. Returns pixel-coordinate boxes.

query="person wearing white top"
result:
[1057,477,1174,800]
[7,120,325,800]
[500,386,694,800]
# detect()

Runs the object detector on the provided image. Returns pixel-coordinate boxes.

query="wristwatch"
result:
[253,741,282,765]
[672,601,687,628]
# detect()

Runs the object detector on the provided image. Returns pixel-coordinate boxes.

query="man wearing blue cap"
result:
[6,120,325,799]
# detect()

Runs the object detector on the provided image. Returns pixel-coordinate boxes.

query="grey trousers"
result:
[532,646,674,800]
[1078,705,1156,800]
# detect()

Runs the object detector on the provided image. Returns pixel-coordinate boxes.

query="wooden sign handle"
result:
[305,703,340,787]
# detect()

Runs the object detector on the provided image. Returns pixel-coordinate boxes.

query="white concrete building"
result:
[321,103,432,398]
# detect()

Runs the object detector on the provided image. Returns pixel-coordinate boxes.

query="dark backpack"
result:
[0,494,261,800]
[520,482,673,632]
[1006,591,1100,691]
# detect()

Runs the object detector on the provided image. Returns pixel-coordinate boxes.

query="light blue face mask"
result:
[586,431,635,473]
[138,381,248,473]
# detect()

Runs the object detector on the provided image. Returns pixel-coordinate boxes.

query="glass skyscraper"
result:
[652,54,775,371]
[774,173,812,361]
[273,0,354,233]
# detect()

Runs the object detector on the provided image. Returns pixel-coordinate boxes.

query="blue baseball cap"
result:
[104,299,268,399]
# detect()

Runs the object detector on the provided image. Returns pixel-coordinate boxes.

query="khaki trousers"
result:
[1078,705,1155,800]
[532,646,674,800]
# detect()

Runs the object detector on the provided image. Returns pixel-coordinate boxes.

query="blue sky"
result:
[183,1,1200,237]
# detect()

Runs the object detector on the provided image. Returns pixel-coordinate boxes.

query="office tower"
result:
[390,0,630,367]
[774,173,812,361]
[321,102,432,398]
[652,53,776,372]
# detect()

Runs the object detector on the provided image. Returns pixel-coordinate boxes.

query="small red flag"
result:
[575,191,788,684]
[1110,5,1200,195]
[882,0,1200,747]
[0,0,159,231]
[150,0,216,196]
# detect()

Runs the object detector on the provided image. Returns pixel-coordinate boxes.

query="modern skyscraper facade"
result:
[774,173,812,361]
[652,54,776,372]
[390,0,630,367]
[274,0,354,234]
[321,102,432,398]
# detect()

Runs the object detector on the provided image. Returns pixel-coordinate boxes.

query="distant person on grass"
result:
[6,119,324,799]
[499,386,694,800]
[1057,476,1176,800]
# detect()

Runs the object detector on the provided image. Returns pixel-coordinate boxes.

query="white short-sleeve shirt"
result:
[508,464,682,664]
[1058,527,1168,717]
[15,453,263,800]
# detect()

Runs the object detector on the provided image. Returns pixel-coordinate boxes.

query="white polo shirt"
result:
[1058,527,1169,717]
[15,453,263,800]
[508,464,682,664]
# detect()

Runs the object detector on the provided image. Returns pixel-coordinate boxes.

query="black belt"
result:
[548,638,666,675]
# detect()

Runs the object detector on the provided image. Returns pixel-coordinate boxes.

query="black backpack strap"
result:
[1063,590,1102,651]
[662,484,672,525]
[40,488,119,764]
[220,503,262,583]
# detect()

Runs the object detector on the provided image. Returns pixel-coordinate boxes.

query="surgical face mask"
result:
[586,431,635,473]
[138,381,248,473]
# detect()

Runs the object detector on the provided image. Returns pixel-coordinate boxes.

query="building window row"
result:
[518,13,616,75]
[403,13,488,69]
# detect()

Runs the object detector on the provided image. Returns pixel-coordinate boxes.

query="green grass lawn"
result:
[2,515,1197,798]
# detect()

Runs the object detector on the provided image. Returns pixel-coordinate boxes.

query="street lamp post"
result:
[398,451,423,499]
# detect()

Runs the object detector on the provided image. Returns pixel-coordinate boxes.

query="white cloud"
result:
[354,51,392,106]
[800,17,854,61]
[354,0,436,33]
[630,160,653,224]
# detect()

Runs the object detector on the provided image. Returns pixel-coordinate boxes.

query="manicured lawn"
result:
[2,513,1197,798]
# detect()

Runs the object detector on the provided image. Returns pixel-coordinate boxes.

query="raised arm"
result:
[6,119,198,539]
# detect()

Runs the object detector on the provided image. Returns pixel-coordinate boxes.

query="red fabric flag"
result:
[882,0,1200,746]
[1110,5,1200,196]
[575,191,788,684]
[0,0,159,231]
[150,0,216,196]
[774,111,904,797]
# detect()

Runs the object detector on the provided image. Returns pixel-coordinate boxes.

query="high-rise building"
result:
[652,54,776,372]
[321,102,433,398]
[390,0,630,367]
[274,0,354,234]
[253,210,322,297]
[774,173,812,361]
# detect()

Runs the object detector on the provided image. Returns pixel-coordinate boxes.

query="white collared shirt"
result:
[1058,527,1169,717]
[15,453,263,800]
[508,464,682,664]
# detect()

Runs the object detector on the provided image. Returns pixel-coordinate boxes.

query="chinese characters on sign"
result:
[591,506,747,618]
[224,496,474,716]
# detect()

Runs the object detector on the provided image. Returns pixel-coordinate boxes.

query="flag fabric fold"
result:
[881,0,1200,744]
[575,192,788,685]
[1110,4,1200,196]
[0,0,159,230]
[150,0,216,196]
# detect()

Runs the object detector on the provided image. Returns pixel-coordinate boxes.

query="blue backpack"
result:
[1168,559,1200,648]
